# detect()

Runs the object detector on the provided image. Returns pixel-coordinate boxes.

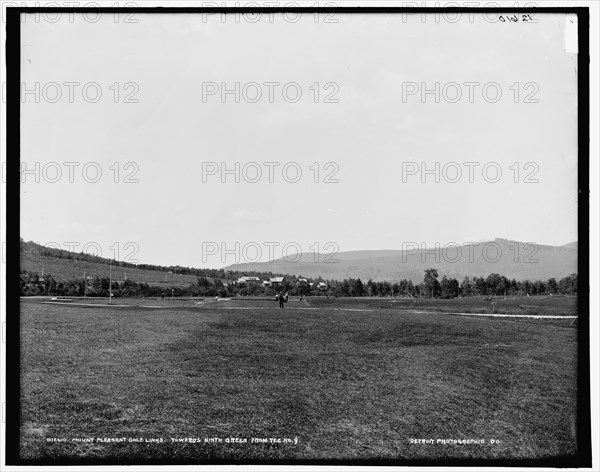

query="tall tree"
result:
[423,269,441,298]
[352,278,365,297]
[546,278,558,294]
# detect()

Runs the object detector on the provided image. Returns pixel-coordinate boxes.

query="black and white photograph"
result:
[1,2,598,469]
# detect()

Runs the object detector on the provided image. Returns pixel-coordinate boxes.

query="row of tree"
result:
[419,269,577,298]
[20,269,578,298]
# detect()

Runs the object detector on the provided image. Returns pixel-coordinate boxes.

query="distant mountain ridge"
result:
[224,239,578,282]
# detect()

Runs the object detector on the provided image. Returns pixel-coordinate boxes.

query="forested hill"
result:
[19,239,284,285]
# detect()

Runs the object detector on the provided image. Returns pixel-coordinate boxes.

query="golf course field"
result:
[18,296,579,464]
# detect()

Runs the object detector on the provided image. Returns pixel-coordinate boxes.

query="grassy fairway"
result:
[19,298,578,463]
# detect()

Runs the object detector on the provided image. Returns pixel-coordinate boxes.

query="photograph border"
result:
[4,5,592,467]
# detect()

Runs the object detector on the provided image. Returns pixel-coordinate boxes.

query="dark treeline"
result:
[20,268,578,298]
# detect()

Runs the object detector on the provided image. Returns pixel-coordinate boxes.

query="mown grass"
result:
[38,294,578,317]
[306,295,578,316]
[19,298,578,464]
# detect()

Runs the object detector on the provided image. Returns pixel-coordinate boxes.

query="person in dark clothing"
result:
[277,292,285,309]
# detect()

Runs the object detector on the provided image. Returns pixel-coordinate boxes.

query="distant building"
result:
[317,282,328,290]
[237,276,261,284]
[298,278,308,283]
[266,276,285,287]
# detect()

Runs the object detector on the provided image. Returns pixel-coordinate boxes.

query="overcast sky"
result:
[19,11,579,268]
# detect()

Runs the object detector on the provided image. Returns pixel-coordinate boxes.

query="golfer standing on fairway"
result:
[277,292,286,309]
